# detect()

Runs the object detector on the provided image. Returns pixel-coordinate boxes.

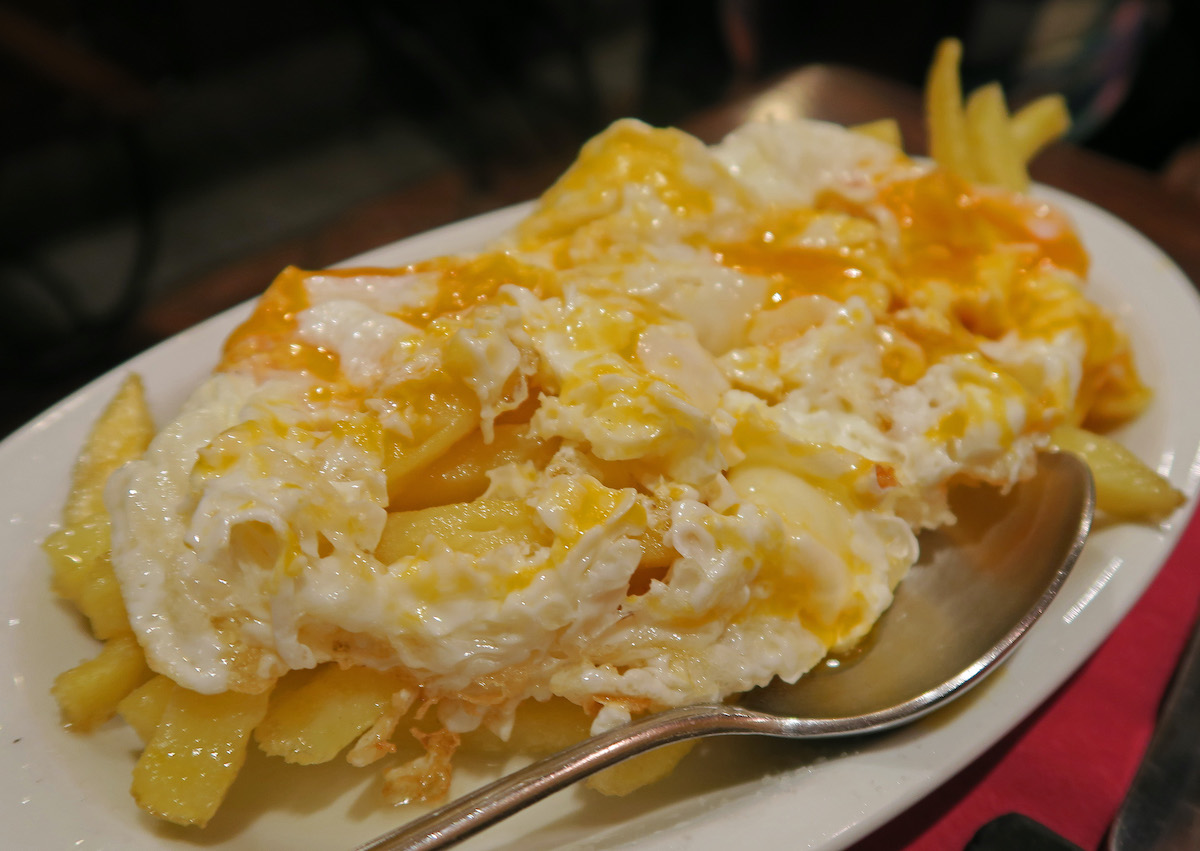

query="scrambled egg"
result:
[105,118,1144,751]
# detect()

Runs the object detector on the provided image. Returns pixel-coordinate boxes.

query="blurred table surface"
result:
[41,64,1200,850]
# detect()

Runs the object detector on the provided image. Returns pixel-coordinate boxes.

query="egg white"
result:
[106,117,1092,743]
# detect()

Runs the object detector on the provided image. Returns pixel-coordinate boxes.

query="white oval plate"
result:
[3,189,1200,851]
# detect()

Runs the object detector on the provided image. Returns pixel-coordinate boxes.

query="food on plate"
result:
[926,37,1070,192]
[1050,425,1183,520]
[46,42,1182,828]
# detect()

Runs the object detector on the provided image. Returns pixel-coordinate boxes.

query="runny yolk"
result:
[395,253,558,326]
[516,122,718,250]
[714,240,869,302]
[219,253,556,384]
[866,171,1089,281]
[220,265,340,381]
[707,208,885,308]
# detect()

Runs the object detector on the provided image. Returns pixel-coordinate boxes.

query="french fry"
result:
[925,40,1069,191]
[52,633,152,731]
[71,553,130,639]
[1051,425,1185,521]
[1011,94,1071,163]
[851,118,903,148]
[459,696,694,796]
[1084,380,1153,431]
[132,685,270,827]
[384,381,480,505]
[587,741,697,796]
[965,82,1027,191]
[255,665,408,765]
[43,517,110,609]
[118,675,175,744]
[389,425,559,511]
[377,499,548,562]
[45,374,151,637]
[62,374,155,526]
[926,38,973,180]
[460,696,592,756]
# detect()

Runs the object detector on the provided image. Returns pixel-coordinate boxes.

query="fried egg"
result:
[106,117,1143,751]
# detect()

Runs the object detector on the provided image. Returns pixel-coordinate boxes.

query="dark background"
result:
[3,0,1198,436]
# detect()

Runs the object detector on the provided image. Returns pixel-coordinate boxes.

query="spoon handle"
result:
[352,704,794,851]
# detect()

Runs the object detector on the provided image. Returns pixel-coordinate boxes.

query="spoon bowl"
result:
[356,451,1094,851]
[749,449,1095,728]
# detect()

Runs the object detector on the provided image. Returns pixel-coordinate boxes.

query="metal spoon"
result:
[355,451,1094,851]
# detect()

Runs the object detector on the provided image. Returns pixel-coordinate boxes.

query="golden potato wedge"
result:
[43,517,110,608]
[965,82,1027,191]
[45,374,150,636]
[460,696,593,756]
[377,499,548,562]
[62,374,154,526]
[925,38,973,180]
[52,633,152,731]
[73,553,130,639]
[131,686,270,827]
[587,740,696,796]
[255,665,408,765]
[384,381,480,505]
[1051,425,1185,521]
[389,424,559,511]
[851,118,903,148]
[1011,94,1071,163]
[117,675,175,744]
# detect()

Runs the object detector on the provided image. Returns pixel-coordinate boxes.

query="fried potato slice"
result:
[389,424,559,511]
[43,517,108,606]
[62,374,155,526]
[965,82,1026,191]
[926,38,973,180]
[925,38,1069,191]
[255,665,408,765]
[460,696,593,756]
[44,374,152,637]
[1011,94,1071,163]
[1051,425,1185,521]
[132,686,270,827]
[71,553,130,639]
[117,675,175,744]
[377,498,548,562]
[52,633,152,730]
[851,118,903,148]
[587,740,697,796]
[384,381,480,505]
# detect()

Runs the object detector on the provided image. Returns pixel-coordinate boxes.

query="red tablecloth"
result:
[848,510,1200,850]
